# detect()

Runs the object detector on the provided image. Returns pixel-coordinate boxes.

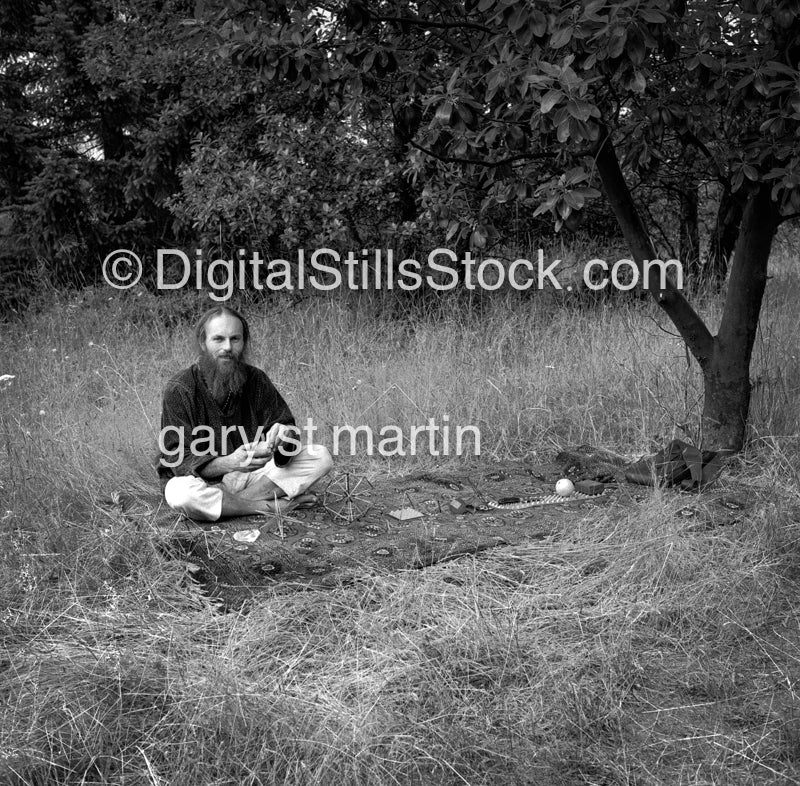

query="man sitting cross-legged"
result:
[158,305,332,522]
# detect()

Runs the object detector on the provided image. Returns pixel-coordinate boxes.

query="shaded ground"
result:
[155,448,749,608]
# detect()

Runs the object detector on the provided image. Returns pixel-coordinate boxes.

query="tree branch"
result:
[372,14,493,35]
[593,128,715,367]
[407,137,556,167]
[678,129,729,189]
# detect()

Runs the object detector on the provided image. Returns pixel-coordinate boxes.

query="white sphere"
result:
[555,478,575,497]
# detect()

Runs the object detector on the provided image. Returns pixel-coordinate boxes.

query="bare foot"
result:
[288,492,318,510]
[253,492,317,516]
[258,496,294,514]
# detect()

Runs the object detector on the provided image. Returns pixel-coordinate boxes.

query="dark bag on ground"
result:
[624,439,726,491]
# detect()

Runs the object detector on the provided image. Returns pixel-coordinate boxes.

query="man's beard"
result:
[199,349,247,406]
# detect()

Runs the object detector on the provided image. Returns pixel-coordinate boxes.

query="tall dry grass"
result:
[1,238,799,784]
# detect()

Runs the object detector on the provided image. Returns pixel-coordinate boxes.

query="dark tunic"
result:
[157,363,294,485]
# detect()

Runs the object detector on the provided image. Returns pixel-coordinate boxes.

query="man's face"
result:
[198,312,248,403]
[202,313,246,364]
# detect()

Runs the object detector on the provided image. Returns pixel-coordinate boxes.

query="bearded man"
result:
[158,306,332,521]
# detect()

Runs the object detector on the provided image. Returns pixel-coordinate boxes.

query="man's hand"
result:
[262,422,294,453]
[230,424,294,470]
[197,424,296,479]
[198,444,269,478]
[229,442,273,472]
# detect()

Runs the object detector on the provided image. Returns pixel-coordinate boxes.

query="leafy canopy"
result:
[193,0,800,243]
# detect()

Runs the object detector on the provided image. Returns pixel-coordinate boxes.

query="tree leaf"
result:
[639,8,666,22]
[435,100,454,124]
[447,67,460,93]
[550,26,573,49]
[508,6,526,34]
[566,98,593,121]
[540,89,562,114]
[630,71,646,94]
[608,27,626,59]
[531,9,547,37]
[742,164,759,181]
[627,25,646,66]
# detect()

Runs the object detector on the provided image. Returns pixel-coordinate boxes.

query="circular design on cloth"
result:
[325,531,355,544]
[257,561,280,574]
[372,546,394,558]
[304,517,329,530]
[232,543,249,552]
[295,537,322,553]
[267,523,298,539]
[305,563,330,575]
[360,523,384,538]
[508,511,527,519]
[480,515,503,526]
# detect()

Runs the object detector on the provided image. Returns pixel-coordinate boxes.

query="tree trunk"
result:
[704,187,745,289]
[701,182,776,450]
[594,131,776,451]
[391,102,423,223]
[100,107,126,162]
[679,177,700,281]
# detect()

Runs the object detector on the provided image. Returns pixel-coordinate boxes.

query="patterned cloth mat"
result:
[163,462,623,605]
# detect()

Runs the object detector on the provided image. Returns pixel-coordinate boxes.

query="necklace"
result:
[220,389,235,412]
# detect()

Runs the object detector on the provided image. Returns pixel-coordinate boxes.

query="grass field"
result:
[1,236,799,785]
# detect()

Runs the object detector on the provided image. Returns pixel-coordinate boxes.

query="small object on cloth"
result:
[488,486,612,509]
[233,529,260,543]
[448,498,469,514]
[575,480,604,496]
[389,507,424,521]
[323,473,373,522]
[555,478,575,496]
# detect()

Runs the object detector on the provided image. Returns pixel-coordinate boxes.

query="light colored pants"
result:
[164,444,332,522]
